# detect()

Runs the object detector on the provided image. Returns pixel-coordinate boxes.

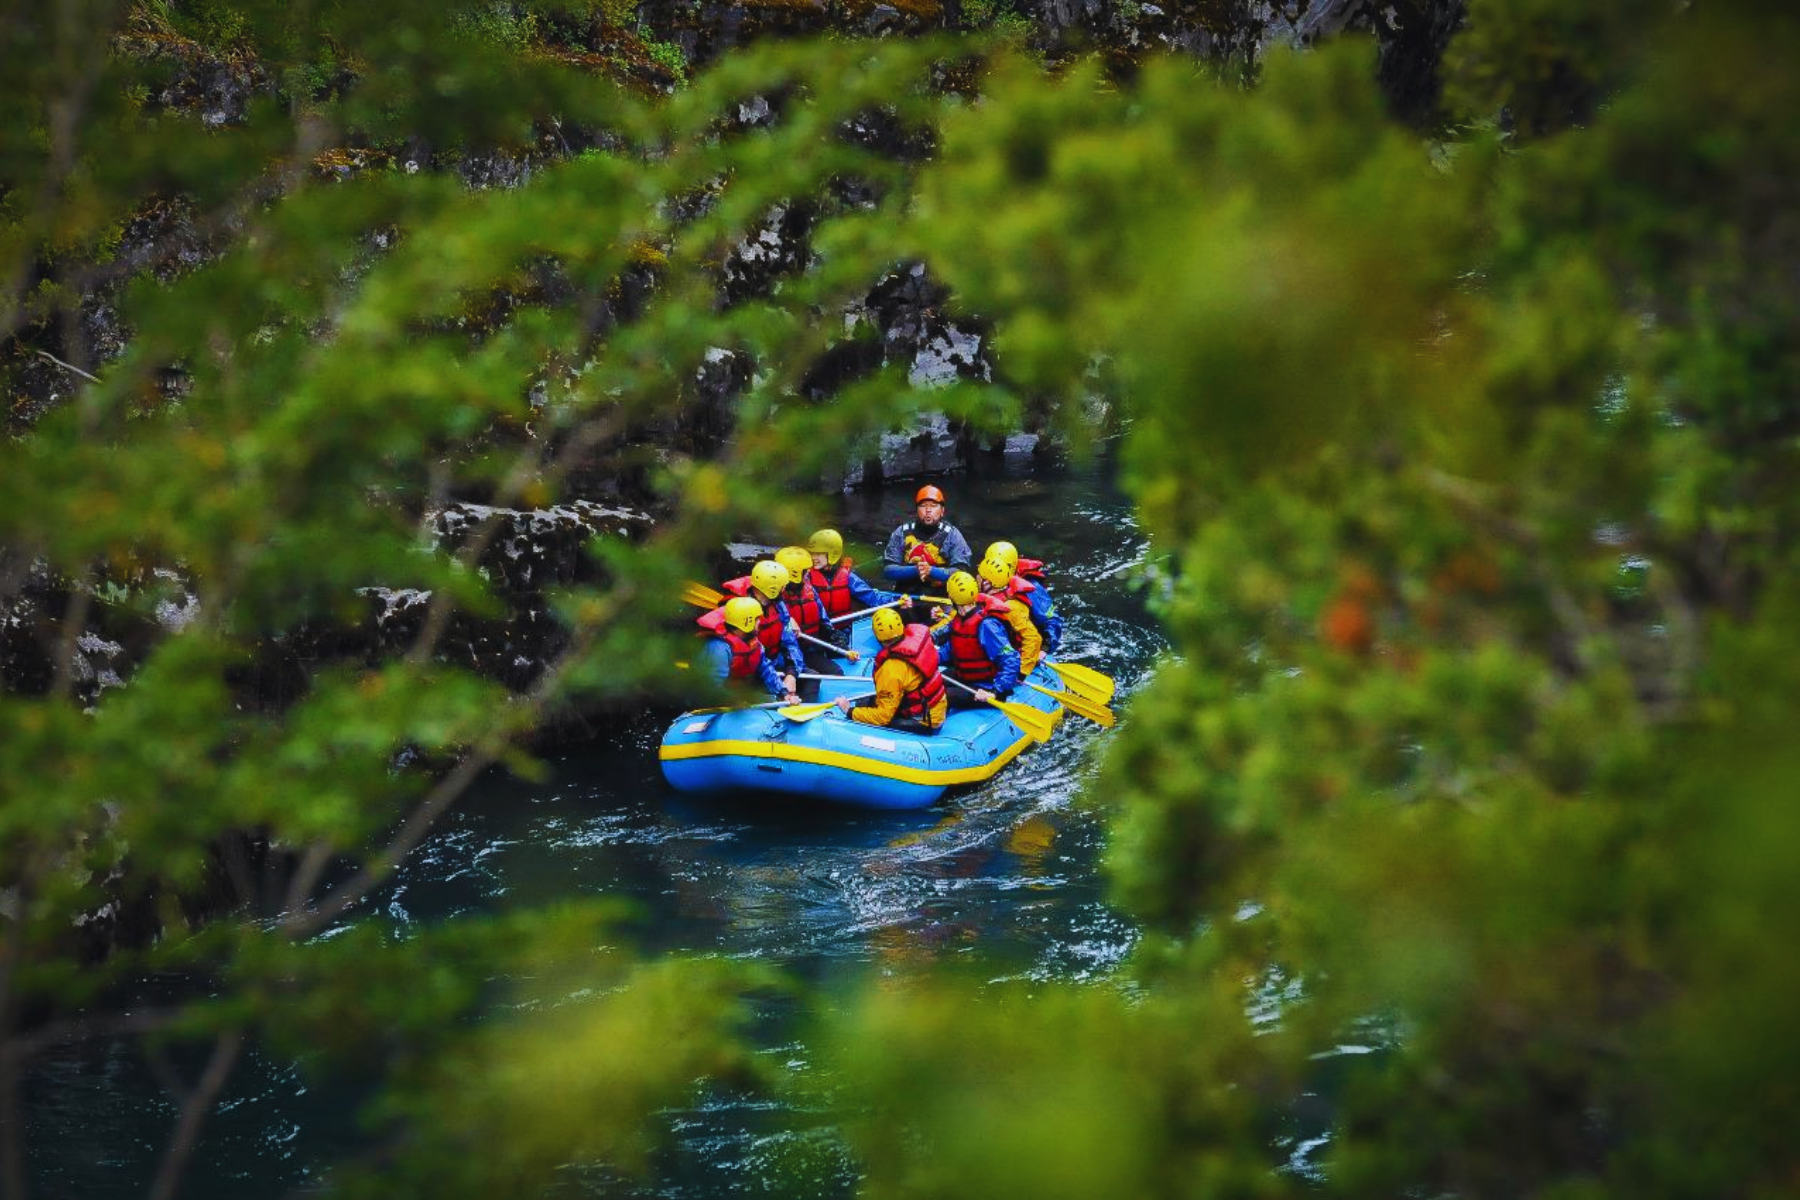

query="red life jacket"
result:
[1001,576,1038,602]
[696,598,784,660]
[808,566,855,618]
[874,625,948,726]
[983,579,1038,652]
[784,582,826,636]
[720,628,764,680]
[754,603,786,659]
[947,595,1012,684]
[1017,557,1047,581]
[716,577,785,657]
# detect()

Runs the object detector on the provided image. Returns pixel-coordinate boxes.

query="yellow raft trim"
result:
[659,728,1041,787]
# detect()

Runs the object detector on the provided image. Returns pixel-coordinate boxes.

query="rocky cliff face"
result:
[0,0,1464,967]
[2,0,1464,714]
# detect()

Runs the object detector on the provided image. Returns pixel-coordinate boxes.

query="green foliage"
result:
[4,0,1799,1195]
[821,977,1293,1200]
[597,0,637,28]
[1443,0,1660,138]
[145,0,253,51]
[639,30,689,86]
[0,10,1010,1190]
[811,6,1800,1200]
[450,2,541,53]
[962,0,1036,53]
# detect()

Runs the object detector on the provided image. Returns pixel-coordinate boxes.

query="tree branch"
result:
[281,839,336,916]
[288,584,622,939]
[7,1007,190,1062]
[48,567,95,705]
[33,349,101,384]
[146,1029,244,1200]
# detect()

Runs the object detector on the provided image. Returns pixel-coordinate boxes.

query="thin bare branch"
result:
[7,1007,190,1062]
[403,405,628,667]
[34,349,100,384]
[281,839,336,916]
[146,1029,244,1200]
[48,568,95,705]
[290,584,624,939]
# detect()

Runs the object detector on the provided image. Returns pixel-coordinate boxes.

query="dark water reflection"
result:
[28,457,1167,1198]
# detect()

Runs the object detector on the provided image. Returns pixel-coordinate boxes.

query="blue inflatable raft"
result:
[658,617,1066,810]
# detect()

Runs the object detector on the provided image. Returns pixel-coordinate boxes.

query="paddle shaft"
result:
[825,595,955,625]
[793,628,850,655]
[827,597,904,625]
[687,697,800,714]
[778,691,877,721]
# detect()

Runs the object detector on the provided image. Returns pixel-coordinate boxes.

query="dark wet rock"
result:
[723,201,818,302]
[355,499,659,703]
[0,571,61,698]
[4,194,222,432]
[58,830,294,966]
[113,16,276,126]
[2,350,75,434]
[2,502,656,725]
[868,263,992,388]
[454,148,547,191]
[735,94,777,129]
[636,0,845,73]
[1261,0,1468,123]
[0,558,171,711]
[841,105,936,163]
[1028,0,1108,39]
[432,500,652,591]
[877,411,966,480]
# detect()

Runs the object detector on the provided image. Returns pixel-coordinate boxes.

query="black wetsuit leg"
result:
[797,647,843,701]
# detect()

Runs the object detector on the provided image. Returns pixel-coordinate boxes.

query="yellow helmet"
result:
[946,571,980,606]
[871,607,905,644]
[775,545,811,586]
[749,560,788,599]
[977,551,1015,589]
[986,541,1019,572]
[808,528,844,565]
[722,596,762,634]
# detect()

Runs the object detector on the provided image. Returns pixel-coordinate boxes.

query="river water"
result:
[28,456,1166,1198]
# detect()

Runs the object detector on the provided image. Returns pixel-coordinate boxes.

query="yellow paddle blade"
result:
[681,581,724,609]
[1048,660,1115,704]
[777,701,841,722]
[1025,681,1116,728]
[988,696,1057,744]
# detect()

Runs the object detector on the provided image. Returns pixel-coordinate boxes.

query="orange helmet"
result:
[871,608,906,643]
[915,485,945,505]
